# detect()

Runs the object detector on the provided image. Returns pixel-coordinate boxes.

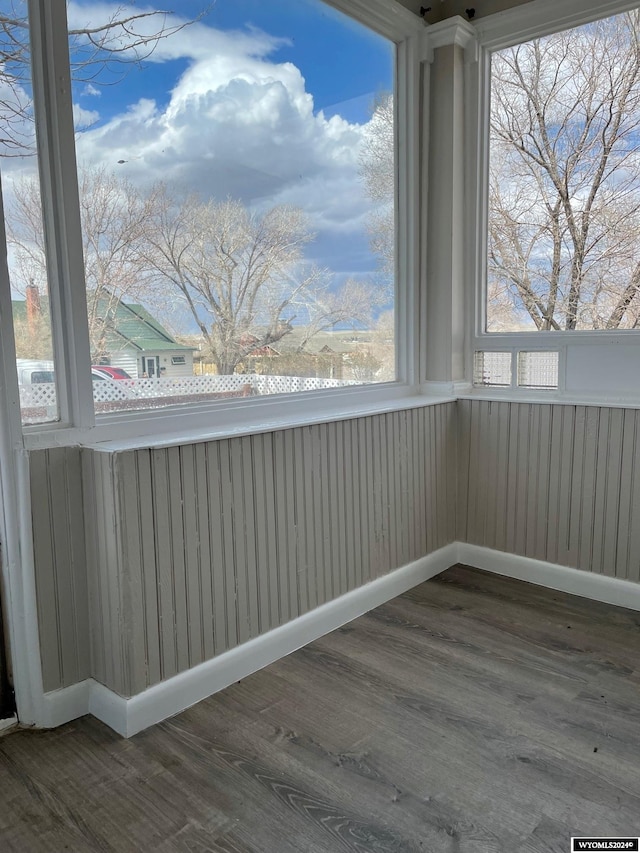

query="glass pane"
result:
[488,11,640,333]
[1,0,59,425]
[473,351,512,387]
[67,0,396,415]
[517,351,559,389]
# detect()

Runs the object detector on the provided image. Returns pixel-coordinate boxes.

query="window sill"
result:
[460,389,640,410]
[23,383,456,452]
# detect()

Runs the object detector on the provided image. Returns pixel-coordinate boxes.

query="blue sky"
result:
[65,0,395,285]
[74,0,395,125]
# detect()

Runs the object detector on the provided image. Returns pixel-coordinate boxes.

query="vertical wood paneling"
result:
[151,448,178,681]
[180,445,203,668]
[168,446,190,673]
[35,404,456,695]
[136,450,162,684]
[93,453,123,693]
[556,405,575,566]
[624,410,640,584]
[194,443,215,661]
[218,439,240,650]
[118,450,150,694]
[206,441,230,655]
[30,450,62,692]
[115,404,457,694]
[459,400,640,584]
[348,420,362,591]
[533,405,552,562]
[37,399,640,698]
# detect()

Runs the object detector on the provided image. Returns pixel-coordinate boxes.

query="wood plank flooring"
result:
[1,564,640,852]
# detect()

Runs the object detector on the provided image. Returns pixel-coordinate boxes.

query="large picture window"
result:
[68,0,396,415]
[487,10,640,335]
[1,0,403,427]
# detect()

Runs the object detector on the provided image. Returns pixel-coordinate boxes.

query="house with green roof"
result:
[99,300,195,378]
[13,288,195,379]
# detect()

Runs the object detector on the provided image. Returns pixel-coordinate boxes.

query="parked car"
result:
[15,359,55,386]
[16,360,129,386]
[91,366,132,380]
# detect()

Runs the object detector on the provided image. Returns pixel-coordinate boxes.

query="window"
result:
[0,0,60,426]
[0,0,420,438]
[475,3,640,400]
[63,0,397,416]
[487,10,640,334]
[473,350,559,390]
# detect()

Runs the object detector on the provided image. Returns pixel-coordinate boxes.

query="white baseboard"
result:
[457,543,640,612]
[42,544,458,737]
[40,543,640,738]
[40,679,91,729]
[0,715,17,735]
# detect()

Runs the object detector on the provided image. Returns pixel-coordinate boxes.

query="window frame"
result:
[469,0,640,402]
[17,0,427,448]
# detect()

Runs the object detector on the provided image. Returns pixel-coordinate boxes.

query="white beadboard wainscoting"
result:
[31,404,457,699]
[28,399,640,735]
[41,544,459,736]
[457,400,640,582]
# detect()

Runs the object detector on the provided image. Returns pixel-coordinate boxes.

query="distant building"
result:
[92,299,195,379]
[245,327,380,380]
[13,287,195,378]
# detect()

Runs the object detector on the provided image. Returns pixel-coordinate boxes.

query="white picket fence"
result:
[20,374,362,418]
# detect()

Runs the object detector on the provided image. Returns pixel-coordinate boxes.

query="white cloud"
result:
[82,83,101,97]
[70,6,382,265]
[73,103,100,129]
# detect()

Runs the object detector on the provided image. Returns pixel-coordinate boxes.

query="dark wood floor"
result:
[1,564,640,852]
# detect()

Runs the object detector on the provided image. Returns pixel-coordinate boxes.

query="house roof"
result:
[271,328,375,355]
[104,301,194,353]
[13,293,194,354]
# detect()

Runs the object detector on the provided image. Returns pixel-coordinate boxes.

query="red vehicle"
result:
[91,366,132,381]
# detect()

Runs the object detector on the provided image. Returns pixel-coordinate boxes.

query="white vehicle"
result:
[15,359,55,387]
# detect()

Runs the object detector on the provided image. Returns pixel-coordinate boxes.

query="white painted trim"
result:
[40,680,91,729]
[426,16,477,53]
[42,544,458,737]
[323,0,424,40]
[0,174,46,729]
[460,392,640,411]
[421,380,472,397]
[396,30,422,388]
[29,0,94,429]
[0,716,17,734]
[26,392,456,453]
[458,544,640,612]
[38,542,640,737]
[475,0,640,51]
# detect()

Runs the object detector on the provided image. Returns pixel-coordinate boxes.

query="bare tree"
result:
[0,0,202,154]
[8,168,376,371]
[7,165,155,359]
[139,188,373,375]
[359,92,394,286]
[489,11,640,330]
[287,278,376,353]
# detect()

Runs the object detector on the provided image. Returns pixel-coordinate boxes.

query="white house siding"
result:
[166,352,194,377]
[137,352,194,378]
[105,349,139,378]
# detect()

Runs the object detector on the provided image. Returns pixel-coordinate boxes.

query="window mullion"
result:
[396,35,421,388]
[28,0,94,429]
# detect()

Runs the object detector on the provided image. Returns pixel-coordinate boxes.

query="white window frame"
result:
[468,0,640,404]
[16,0,432,450]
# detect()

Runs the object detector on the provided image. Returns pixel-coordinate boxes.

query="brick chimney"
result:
[26,282,41,336]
